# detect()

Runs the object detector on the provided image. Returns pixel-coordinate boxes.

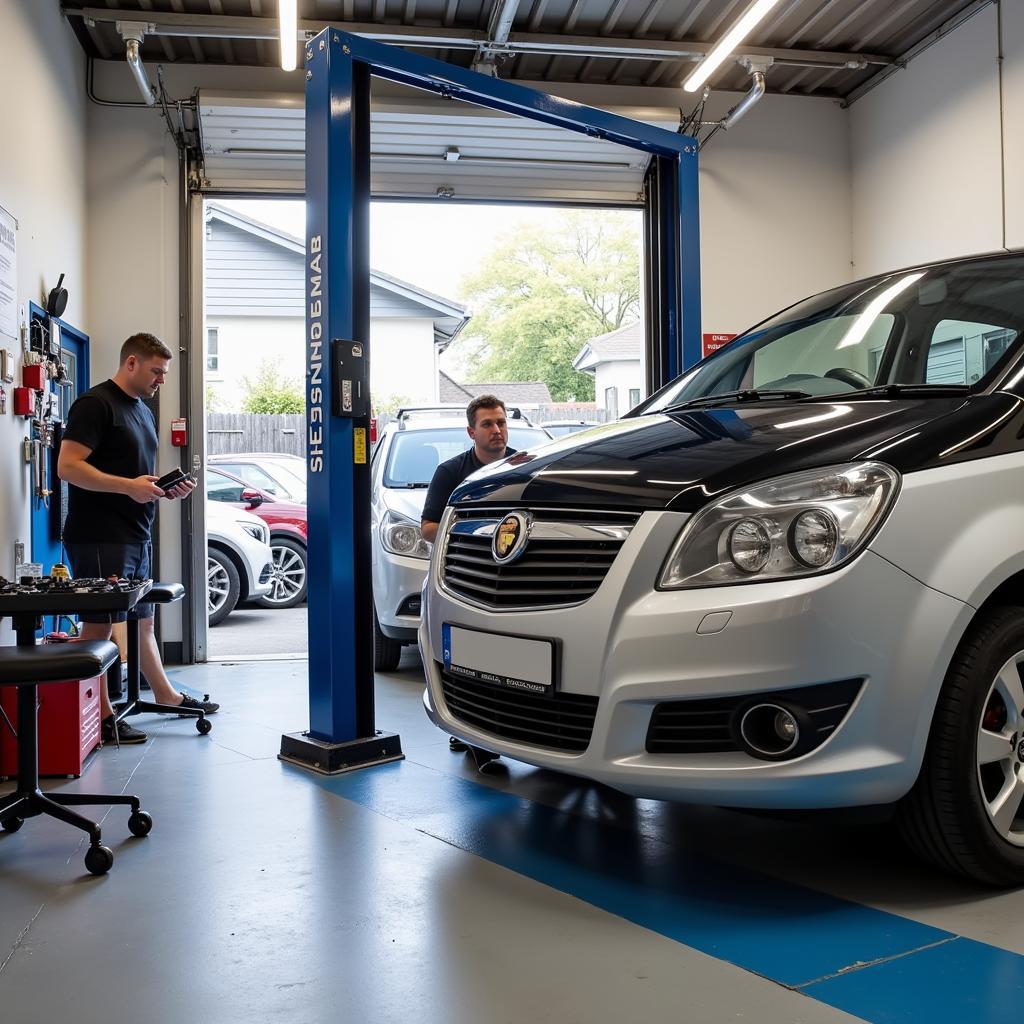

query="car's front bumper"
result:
[373,542,428,641]
[419,509,972,809]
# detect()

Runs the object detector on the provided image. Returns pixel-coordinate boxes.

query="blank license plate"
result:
[442,624,554,695]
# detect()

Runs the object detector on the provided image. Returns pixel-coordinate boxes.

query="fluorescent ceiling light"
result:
[683,0,782,92]
[279,0,297,72]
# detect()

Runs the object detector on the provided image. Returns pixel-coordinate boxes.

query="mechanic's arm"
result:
[420,465,451,544]
[57,440,165,504]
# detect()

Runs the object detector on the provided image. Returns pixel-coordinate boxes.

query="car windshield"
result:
[384,427,551,486]
[638,254,1024,415]
[264,462,307,501]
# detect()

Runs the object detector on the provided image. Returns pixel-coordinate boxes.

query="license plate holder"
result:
[442,624,556,696]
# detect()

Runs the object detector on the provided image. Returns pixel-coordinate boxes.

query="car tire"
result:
[374,611,402,672]
[898,605,1024,885]
[258,538,308,609]
[208,547,240,627]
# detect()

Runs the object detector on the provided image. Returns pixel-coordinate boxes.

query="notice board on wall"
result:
[702,333,737,358]
[0,205,17,341]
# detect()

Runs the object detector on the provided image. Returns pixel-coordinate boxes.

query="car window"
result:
[638,254,1024,413]
[383,427,550,486]
[217,462,286,497]
[207,471,245,503]
[926,320,1018,385]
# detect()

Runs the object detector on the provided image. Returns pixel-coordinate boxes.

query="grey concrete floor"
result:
[1,649,1022,1023]
[207,602,307,659]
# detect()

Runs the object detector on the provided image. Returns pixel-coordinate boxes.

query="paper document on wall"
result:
[0,206,16,341]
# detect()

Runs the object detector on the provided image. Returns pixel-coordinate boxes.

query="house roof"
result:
[439,372,553,405]
[205,202,470,346]
[573,320,642,374]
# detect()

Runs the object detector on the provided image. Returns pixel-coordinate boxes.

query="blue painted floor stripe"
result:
[298,758,1024,1023]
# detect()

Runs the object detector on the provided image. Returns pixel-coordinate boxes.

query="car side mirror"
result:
[241,488,264,509]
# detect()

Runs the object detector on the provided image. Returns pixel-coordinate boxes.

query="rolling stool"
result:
[114,582,212,735]
[0,640,153,875]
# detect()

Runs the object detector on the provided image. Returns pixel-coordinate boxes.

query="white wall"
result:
[697,91,854,334]
[0,4,88,644]
[850,4,1004,274]
[594,360,644,418]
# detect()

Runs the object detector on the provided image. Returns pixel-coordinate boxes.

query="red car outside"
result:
[206,467,308,608]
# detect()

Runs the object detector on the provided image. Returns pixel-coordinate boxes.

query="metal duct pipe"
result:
[118,21,157,105]
[721,69,765,130]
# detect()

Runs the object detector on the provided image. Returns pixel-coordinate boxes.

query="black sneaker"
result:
[101,716,148,746]
[176,692,220,715]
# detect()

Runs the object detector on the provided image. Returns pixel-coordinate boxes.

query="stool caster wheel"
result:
[84,844,114,876]
[2,816,23,833]
[128,810,153,838]
[196,717,212,735]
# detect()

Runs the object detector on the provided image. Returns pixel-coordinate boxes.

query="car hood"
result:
[449,394,1021,514]
[382,487,428,521]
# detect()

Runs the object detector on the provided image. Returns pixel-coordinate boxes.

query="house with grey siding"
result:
[205,203,469,410]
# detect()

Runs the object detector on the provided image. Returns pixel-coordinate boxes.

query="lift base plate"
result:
[278,730,404,775]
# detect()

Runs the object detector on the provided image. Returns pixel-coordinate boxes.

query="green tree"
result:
[453,211,641,401]
[240,361,305,414]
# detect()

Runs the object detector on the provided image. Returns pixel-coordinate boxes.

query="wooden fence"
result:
[206,413,305,456]
[207,403,610,456]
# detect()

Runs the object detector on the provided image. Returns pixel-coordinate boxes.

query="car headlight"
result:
[237,521,268,544]
[380,509,431,559]
[658,462,900,589]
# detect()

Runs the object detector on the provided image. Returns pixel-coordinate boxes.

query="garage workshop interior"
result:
[4,2,1024,1022]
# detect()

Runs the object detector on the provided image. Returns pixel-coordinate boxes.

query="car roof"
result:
[210,452,303,461]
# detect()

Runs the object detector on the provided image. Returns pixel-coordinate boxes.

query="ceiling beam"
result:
[65,7,893,68]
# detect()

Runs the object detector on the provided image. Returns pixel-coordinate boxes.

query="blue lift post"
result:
[280,28,701,775]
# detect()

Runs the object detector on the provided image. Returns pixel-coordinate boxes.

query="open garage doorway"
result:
[200,193,643,662]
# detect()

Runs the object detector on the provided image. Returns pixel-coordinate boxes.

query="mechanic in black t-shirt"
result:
[420,395,517,543]
[421,395,516,765]
[58,333,220,745]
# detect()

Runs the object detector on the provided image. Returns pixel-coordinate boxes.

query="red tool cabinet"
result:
[0,674,103,779]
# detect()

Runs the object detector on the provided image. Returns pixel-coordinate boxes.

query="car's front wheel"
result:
[208,548,240,627]
[374,611,402,672]
[258,538,308,609]
[899,606,1024,885]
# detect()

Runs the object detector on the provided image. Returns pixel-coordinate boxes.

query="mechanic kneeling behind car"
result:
[419,250,1024,885]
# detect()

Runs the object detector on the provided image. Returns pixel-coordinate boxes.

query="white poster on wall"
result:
[0,205,17,341]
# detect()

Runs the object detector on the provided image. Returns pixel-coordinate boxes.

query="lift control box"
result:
[331,339,368,419]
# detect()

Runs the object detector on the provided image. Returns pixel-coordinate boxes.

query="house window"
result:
[628,388,641,410]
[605,386,618,420]
[207,328,219,373]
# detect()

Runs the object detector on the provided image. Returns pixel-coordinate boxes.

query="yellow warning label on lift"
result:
[353,427,367,464]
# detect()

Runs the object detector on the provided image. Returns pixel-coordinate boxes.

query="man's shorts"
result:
[64,541,155,623]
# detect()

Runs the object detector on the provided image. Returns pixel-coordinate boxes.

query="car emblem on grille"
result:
[492,512,530,564]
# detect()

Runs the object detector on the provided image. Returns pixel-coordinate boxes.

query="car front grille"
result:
[441,508,637,610]
[440,665,599,753]
[645,679,864,755]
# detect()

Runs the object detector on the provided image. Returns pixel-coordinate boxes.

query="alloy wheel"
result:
[977,650,1024,845]
[208,557,230,617]
[264,544,306,606]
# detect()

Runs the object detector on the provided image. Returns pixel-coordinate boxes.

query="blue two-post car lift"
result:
[279,27,703,773]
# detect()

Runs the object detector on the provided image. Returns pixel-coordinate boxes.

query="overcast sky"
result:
[219,198,585,303]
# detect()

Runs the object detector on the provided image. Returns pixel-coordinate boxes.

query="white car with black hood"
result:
[420,249,1024,885]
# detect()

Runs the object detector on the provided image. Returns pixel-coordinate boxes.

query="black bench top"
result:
[0,640,120,685]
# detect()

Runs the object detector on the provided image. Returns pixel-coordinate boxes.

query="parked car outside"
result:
[209,453,307,504]
[207,467,308,609]
[540,420,601,438]
[371,417,553,671]
[206,501,273,626]
[420,249,1024,885]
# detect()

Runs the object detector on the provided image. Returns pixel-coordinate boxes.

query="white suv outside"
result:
[206,502,273,626]
[420,250,1024,885]
[371,417,552,670]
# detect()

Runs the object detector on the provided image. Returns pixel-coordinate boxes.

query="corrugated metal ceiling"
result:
[64,0,985,101]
